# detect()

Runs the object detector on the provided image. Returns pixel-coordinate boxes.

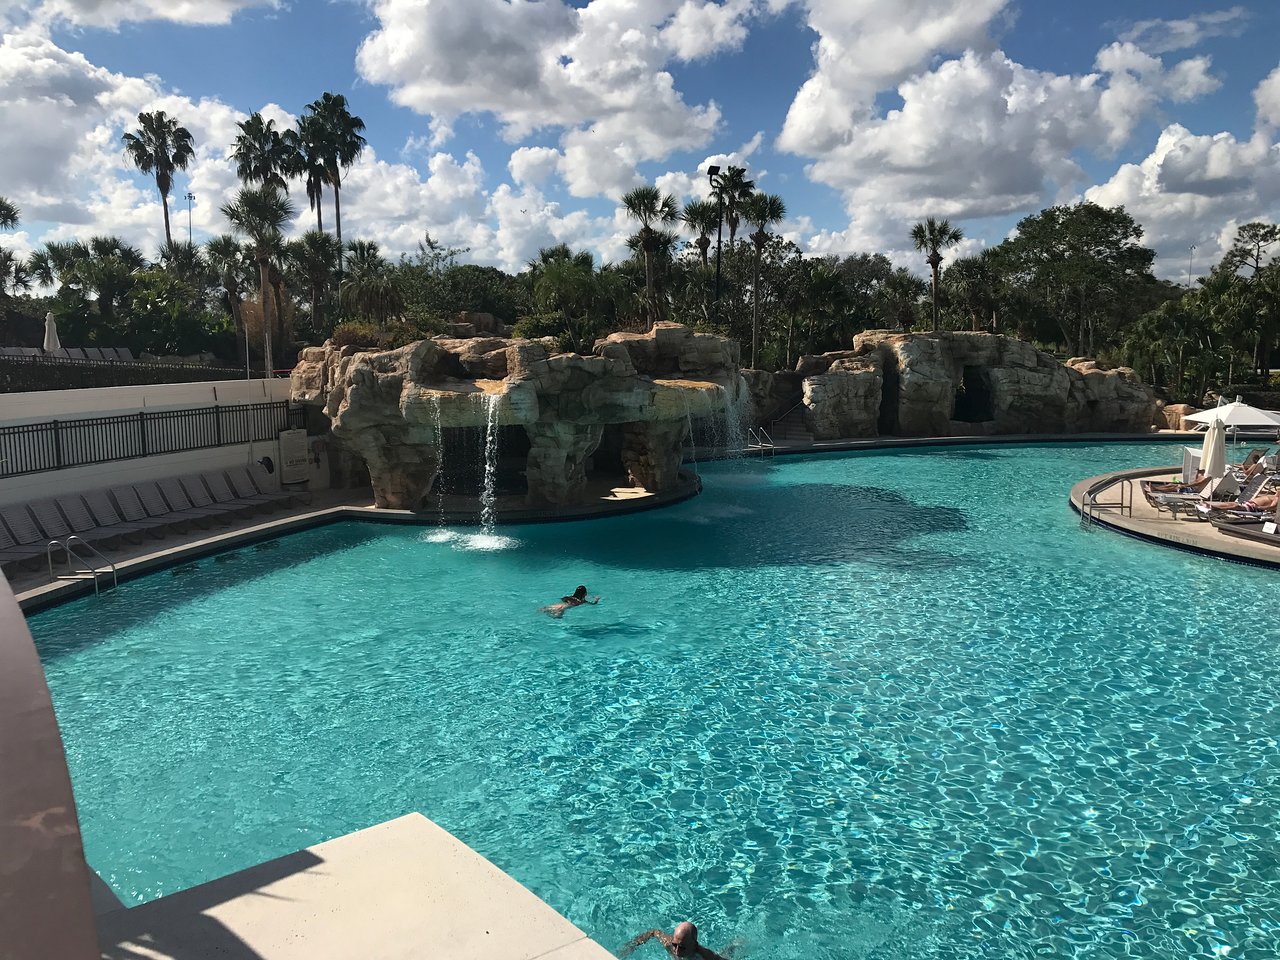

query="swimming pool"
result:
[30,441,1278,959]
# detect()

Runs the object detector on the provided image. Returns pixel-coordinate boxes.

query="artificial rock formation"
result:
[291,323,745,510]
[781,331,1157,440]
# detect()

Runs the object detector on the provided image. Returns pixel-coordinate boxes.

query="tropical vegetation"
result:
[3,99,1278,407]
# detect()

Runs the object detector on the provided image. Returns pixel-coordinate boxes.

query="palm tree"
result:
[621,185,679,325]
[158,240,212,291]
[305,93,366,272]
[710,166,754,245]
[0,247,30,301]
[287,230,341,336]
[231,112,292,192]
[206,234,252,369]
[910,216,964,332]
[680,199,720,268]
[221,186,296,374]
[742,192,786,368]
[339,240,402,330]
[122,110,195,248]
[0,197,19,230]
[283,113,329,232]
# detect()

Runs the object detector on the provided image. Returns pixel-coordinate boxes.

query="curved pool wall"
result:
[29,440,1277,960]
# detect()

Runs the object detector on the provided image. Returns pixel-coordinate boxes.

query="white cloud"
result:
[355,0,744,198]
[32,0,279,28]
[1117,7,1249,55]
[1085,124,1280,278]
[1095,42,1219,148]
[1254,64,1280,130]
[776,0,1011,155]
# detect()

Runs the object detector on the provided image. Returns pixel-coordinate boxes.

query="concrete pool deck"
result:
[96,813,615,960]
[1069,467,1280,568]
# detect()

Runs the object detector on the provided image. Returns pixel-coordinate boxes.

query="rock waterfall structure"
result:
[291,323,745,511]
[745,331,1157,441]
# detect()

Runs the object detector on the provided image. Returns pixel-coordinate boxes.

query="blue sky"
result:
[3,1,1280,280]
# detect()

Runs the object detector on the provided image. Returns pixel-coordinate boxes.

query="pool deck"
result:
[9,473,700,612]
[96,813,615,960]
[1068,467,1280,568]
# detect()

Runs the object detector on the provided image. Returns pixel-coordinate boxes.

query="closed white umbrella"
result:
[42,312,61,353]
[1183,400,1280,428]
[1200,418,1227,479]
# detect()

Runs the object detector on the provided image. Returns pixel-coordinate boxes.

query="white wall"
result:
[0,379,291,426]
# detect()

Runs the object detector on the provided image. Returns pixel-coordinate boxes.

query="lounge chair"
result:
[203,471,277,514]
[153,479,234,526]
[0,516,51,577]
[178,475,256,521]
[1141,474,1239,517]
[27,499,120,549]
[84,490,169,539]
[131,482,220,528]
[108,485,195,535]
[82,347,105,361]
[57,495,149,545]
[64,347,86,360]
[226,466,297,509]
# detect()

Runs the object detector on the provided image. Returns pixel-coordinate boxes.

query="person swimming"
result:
[540,585,600,618]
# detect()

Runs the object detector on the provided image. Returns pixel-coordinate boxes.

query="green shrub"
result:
[330,321,390,350]
[511,313,569,351]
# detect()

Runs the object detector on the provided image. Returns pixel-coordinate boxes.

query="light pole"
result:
[1187,243,1196,288]
[707,165,724,323]
[185,191,194,245]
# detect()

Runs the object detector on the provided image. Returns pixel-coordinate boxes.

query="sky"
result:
[2,0,1280,282]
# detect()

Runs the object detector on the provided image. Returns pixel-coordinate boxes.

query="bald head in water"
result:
[671,922,698,955]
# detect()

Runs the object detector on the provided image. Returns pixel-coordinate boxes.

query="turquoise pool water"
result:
[30,442,1280,959]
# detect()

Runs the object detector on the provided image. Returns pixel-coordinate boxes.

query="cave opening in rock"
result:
[878,359,900,435]
[435,425,529,498]
[954,365,995,423]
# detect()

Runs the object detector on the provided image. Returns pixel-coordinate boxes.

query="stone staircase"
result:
[767,404,814,446]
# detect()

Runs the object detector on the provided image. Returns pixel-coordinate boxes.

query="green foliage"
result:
[330,321,390,349]
[511,313,570,350]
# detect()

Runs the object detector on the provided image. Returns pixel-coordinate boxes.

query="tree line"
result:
[0,110,1276,401]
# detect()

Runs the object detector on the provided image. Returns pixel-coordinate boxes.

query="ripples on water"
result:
[30,442,1280,960]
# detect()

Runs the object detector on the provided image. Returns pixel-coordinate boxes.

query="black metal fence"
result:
[0,402,304,478]
[0,355,247,393]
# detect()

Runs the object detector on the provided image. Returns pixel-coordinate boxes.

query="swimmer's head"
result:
[573,585,588,600]
[672,922,698,956]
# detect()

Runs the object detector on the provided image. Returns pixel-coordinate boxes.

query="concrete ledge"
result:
[1068,468,1280,569]
[96,813,614,960]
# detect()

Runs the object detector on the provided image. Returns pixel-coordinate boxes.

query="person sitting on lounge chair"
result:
[1145,473,1212,494]
[1199,492,1279,513]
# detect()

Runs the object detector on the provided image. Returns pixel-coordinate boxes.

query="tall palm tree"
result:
[221,186,296,374]
[287,229,341,336]
[0,247,30,301]
[305,93,366,272]
[910,216,964,332]
[743,192,787,368]
[283,113,329,232]
[206,234,252,370]
[621,185,679,325]
[231,112,292,192]
[710,166,754,245]
[680,199,720,268]
[339,240,402,330]
[122,110,195,248]
[0,197,19,230]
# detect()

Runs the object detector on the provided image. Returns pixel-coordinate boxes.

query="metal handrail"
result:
[746,426,776,457]
[1080,476,1133,530]
[46,536,118,595]
[768,398,807,433]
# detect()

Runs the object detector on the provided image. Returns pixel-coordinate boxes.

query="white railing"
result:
[46,536,117,595]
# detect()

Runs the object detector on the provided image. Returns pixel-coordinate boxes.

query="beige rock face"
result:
[290,323,741,508]
[801,359,883,440]
[1162,402,1201,431]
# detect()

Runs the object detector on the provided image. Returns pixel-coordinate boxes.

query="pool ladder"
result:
[747,426,776,457]
[47,536,118,595]
[1079,476,1133,530]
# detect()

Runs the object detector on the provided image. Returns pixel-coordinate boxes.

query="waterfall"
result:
[682,393,699,479]
[479,392,500,534]
[429,393,446,524]
[719,376,751,456]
